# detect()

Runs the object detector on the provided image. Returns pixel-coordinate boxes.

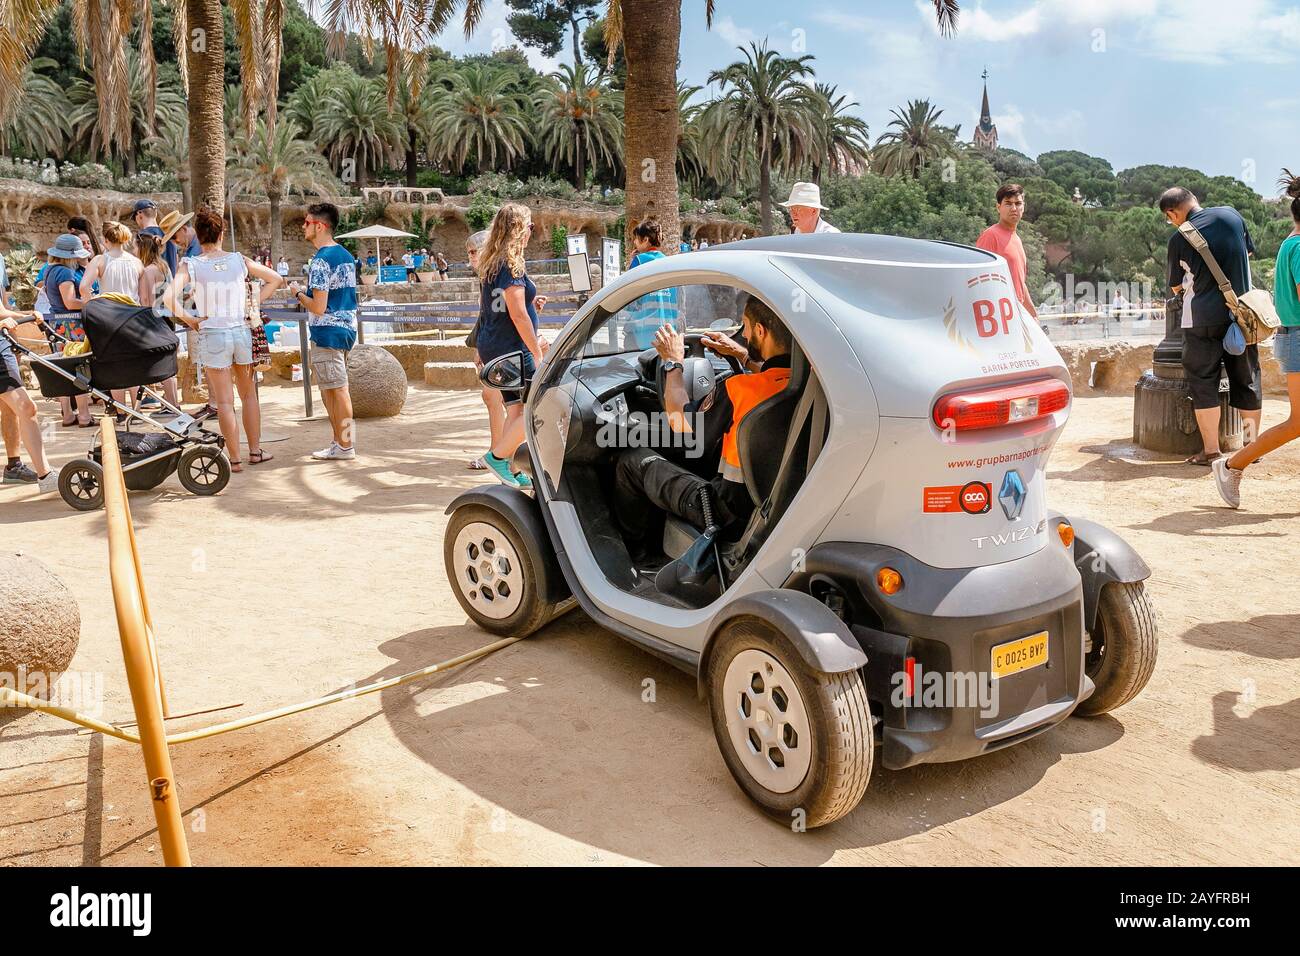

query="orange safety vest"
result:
[719,366,791,482]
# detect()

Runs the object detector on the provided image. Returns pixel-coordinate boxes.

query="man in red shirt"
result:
[976,183,1038,319]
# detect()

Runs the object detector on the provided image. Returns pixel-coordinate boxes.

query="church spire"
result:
[974,67,999,151]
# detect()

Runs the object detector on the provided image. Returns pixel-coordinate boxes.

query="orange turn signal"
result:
[1057,521,1075,548]
[876,567,904,595]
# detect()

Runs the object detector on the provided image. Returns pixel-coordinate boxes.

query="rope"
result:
[1,636,521,747]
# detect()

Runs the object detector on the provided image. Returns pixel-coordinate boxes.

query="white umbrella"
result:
[335,224,417,271]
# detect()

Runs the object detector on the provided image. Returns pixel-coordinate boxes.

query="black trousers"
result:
[614,447,741,546]
[1183,322,1262,411]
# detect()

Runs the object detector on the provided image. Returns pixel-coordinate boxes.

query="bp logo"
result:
[999,470,1027,520]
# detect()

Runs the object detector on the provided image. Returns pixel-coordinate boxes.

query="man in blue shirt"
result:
[1161,187,1261,465]
[289,202,359,461]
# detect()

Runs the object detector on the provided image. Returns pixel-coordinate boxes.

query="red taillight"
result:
[933,378,1070,431]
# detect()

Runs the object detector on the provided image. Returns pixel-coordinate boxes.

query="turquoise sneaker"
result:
[484,452,532,489]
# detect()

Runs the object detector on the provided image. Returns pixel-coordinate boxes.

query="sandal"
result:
[248,450,274,465]
[1185,452,1222,466]
[78,420,95,428]
[468,456,488,470]
[61,418,77,428]
[229,459,244,473]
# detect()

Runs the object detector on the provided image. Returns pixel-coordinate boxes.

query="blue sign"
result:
[380,265,407,284]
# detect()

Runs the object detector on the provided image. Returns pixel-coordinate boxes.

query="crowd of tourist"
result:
[4,173,1300,513]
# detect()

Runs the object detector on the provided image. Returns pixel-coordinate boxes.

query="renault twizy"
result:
[444,233,1157,828]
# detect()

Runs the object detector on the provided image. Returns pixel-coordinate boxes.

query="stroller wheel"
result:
[59,459,105,511]
[178,445,231,496]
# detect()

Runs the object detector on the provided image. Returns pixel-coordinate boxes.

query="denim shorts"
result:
[1273,326,1300,374]
[199,326,253,369]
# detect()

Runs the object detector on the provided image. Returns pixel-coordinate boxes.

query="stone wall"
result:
[1054,338,1287,397]
[0,178,759,271]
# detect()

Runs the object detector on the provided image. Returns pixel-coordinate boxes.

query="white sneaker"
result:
[1212,456,1242,509]
[311,442,356,461]
[36,468,61,494]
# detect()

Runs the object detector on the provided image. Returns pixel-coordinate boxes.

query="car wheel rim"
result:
[722,647,812,794]
[453,521,525,620]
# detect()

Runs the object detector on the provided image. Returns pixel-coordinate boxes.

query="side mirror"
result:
[480,351,526,391]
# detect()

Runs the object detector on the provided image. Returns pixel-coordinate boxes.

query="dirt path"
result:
[2,386,1297,866]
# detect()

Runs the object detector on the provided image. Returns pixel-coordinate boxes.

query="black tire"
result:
[177,446,231,496]
[1075,581,1158,716]
[58,459,104,511]
[444,504,558,637]
[707,618,872,829]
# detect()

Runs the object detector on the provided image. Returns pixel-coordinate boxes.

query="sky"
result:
[428,0,1300,196]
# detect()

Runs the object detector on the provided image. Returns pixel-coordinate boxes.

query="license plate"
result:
[991,630,1049,679]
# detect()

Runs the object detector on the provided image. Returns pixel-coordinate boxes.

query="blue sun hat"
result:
[46,233,91,260]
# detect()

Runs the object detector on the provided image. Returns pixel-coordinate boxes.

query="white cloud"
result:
[991,104,1029,151]
[715,15,759,50]
[910,0,1297,63]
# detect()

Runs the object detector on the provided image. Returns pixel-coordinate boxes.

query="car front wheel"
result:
[444,504,558,637]
[707,618,872,828]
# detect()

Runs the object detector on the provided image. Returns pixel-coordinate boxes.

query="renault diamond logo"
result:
[999,470,1027,520]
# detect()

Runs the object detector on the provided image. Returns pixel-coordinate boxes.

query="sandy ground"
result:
[2,383,1297,867]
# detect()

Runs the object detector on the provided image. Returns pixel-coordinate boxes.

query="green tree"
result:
[227,117,338,261]
[67,52,186,173]
[506,0,600,70]
[872,99,959,179]
[145,114,192,208]
[428,64,532,174]
[0,57,67,159]
[808,83,870,185]
[314,73,402,189]
[1037,150,1117,205]
[704,41,823,234]
[534,61,623,187]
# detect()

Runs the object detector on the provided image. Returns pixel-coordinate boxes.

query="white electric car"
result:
[445,233,1157,828]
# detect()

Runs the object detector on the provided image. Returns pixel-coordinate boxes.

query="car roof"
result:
[706,232,998,266]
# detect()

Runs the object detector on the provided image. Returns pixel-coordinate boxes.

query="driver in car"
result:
[613,297,792,553]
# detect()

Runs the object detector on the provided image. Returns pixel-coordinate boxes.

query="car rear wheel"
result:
[707,618,872,828]
[444,504,558,637]
[1075,581,1158,716]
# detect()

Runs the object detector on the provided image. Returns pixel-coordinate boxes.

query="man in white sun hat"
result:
[780,181,840,234]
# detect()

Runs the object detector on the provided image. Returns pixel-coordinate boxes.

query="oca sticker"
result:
[923,481,992,515]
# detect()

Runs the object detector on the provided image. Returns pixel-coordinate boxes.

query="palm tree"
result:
[809,83,871,184]
[676,82,707,192]
[872,98,960,179]
[146,115,193,210]
[396,77,438,187]
[427,64,532,174]
[285,65,359,142]
[0,57,67,159]
[704,41,822,234]
[314,74,403,189]
[534,62,623,188]
[67,54,187,173]
[228,118,338,261]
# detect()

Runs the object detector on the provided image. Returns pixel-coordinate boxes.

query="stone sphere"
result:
[346,344,409,418]
[0,551,81,702]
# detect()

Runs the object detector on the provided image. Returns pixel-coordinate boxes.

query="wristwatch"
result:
[662,360,683,374]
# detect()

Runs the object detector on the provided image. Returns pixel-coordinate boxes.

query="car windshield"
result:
[581,283,749,357]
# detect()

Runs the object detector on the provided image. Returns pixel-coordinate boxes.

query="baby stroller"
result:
[6,296,230,510]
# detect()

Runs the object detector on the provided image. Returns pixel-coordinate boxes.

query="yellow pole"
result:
[99,417,191,866]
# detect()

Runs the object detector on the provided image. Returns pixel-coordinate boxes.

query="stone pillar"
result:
[1133,297,1242,454]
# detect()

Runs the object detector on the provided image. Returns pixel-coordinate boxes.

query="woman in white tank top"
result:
[163,209,286,472]
[78,220,146,412]
[78,220,144,302]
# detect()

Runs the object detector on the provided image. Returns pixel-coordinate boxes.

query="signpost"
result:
[601,237,622,283]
